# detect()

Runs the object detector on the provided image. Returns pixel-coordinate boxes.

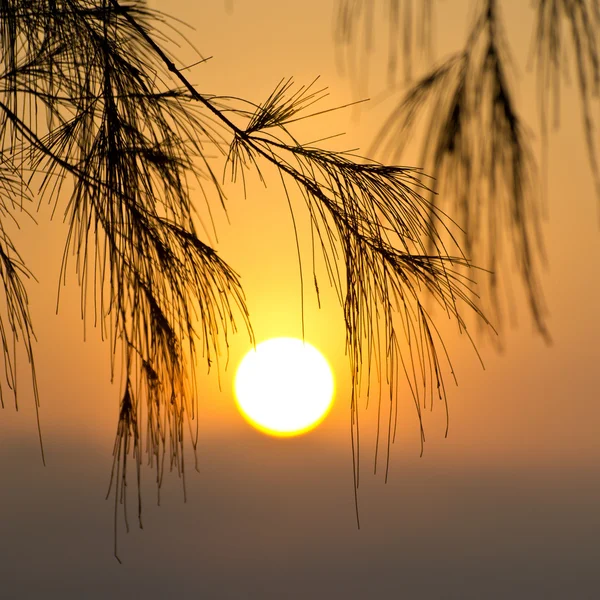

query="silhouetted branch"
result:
[221,79,491,500]
[370,0,550,341]
[1,0,252,559]
[339,0,600,339]
[105,7,490,495]
[0,159,43,458]
[1,0,490,557]
[334,0,434,87]
[531,0,600,207]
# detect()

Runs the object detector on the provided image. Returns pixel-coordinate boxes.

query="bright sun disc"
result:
[234,337,335,437]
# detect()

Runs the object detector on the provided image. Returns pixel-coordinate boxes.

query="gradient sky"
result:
[1,1,599,598]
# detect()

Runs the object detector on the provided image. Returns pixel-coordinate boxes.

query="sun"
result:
[233,337,335,437]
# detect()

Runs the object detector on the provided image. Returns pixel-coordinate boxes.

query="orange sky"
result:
[1,1,599,598]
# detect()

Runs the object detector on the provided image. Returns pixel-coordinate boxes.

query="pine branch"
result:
[334,0,434,87]
[531,0,600,210]
[1,0,490,558]
[371,0,549,342]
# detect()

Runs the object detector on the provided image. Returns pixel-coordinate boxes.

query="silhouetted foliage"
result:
[335,0,599,340]
[1,0,489,558]
[335,0,434,87]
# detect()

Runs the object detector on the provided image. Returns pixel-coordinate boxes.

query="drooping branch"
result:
[334,0,434,88]
[220,80,491,508]
[371,0,549,341]
[0,159,43,459]
[1,0,490,557]
[531,0,600,209]
[1,0,253,559]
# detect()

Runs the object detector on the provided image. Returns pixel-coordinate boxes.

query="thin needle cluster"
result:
[531,0,600,204]
[0,161,38,428]
[1,0,488,554]
[223,78,489,500]
[370,0,549,340]
[337,0,600,340]
[334,0,434,86]
[1,0,251,557]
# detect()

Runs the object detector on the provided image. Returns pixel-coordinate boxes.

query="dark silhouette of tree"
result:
[335,0,600,341]
[0,0,490,558]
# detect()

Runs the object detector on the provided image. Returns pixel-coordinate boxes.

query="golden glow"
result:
[234,338,335,437]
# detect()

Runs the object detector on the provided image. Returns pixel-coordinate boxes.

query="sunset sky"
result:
[1,1,599,598]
